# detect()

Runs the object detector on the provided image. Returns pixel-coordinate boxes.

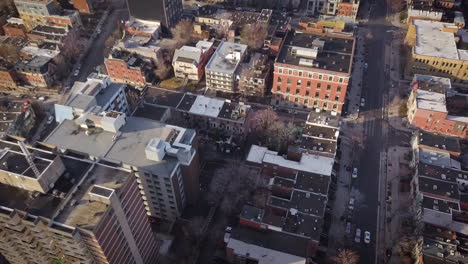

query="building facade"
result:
[238,52,271,97]
[205,41,248,93]
[13,0,58,29]
[407,74,467,138]
[105,50,151,88]
[126,0,183,30]
[272,30,354,112]
[172,40,214,81]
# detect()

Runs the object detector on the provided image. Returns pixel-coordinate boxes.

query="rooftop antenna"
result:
[18,141,40,177]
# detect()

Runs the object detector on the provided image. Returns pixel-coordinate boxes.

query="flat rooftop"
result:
[270,190,327,217]
[302,124,339,140]
[229,225,310,259]
[55,164,131,230]
[418,176,460,200]
[418,130,461,153]
[299,136,337,155]
[0,154,91,220]
[263,152,334,176]
[418,162,468,183]
[45,117,182,177]
[134,104,169,122]
[277,31,354,74]
[422,195,460,214]
[306,110,340,128]
[419,148,461,169]
[205,41,247,75]
[412,20,466,60]
[273,171,330,196]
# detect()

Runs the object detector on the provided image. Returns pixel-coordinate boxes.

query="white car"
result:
[223,226,232,243]
[352,168,358,179]
[355,228,361,243]
[348,198,355,210]
[73,69,80,76]
[360,98,365,107]
[364,231,371,244]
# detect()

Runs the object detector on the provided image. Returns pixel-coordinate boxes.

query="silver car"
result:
[355,228,361,243]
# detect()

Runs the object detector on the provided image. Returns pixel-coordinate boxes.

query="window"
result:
[337,86,342,92]
[339,78,343,83]
[279,68,283,73]
[297,80,302,86]
[325,94,330,100]
[298,71,302,76]
[318,75,322,80]
[304,99,308,104]
[295,89,300,94]
[286,87,290,93]
[294,98,299,103]
[307,81,311,87]
[323,103,328,108]
[315,92,320,97]
[277,86,281,91]
[335,96,340,101]
[287,78,292,84]
[326,85,331,90]
[329,76,333,81]
[289,70,292,74]
[306,91,310,96]
[317,83,321,89]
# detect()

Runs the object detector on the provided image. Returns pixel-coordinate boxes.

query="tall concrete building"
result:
[45,111,200,221]
[0,138,160,264]
[126,0,182,30]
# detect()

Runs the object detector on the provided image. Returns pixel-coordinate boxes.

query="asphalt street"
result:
[351,0,392,263]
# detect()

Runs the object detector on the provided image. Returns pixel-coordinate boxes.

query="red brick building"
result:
[407,74,467,138]
[271,31,355,112]
[337,0,359,19]
[105,49,151,87]
[2,23,27,37]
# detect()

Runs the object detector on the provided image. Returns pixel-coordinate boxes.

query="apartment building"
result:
[226,145,334,263]
[55,73,129,123]
[205,41,248,93]
[413,130,462,157]
[126,0,182,30]
[0,138,160,264]
[0,100,37,138]
[299,109,341,157]
[407,74,467,138]
[105,49,153,88]
[173,40,214,82]
[404,20,468,84]
[45,112,200,221]
[124,18,161,39]
[143,87,251,137]
[2,21,27,37]
[238,52,271,97]
[272,30,355,112]
[306,0,359,19]
[410,134,468,263]
[13,0,58,29]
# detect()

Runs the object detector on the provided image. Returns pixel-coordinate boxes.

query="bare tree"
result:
[240,23,268,50]
[251,109,281,134]
[171,19,194,48]
[53,54,71,80]
[276,121,296,151]
[332,249,359,264]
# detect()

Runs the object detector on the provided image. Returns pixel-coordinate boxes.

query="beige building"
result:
[172,40,214,81]
[405,19,468,85]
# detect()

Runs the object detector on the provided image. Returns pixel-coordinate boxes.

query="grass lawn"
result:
[160,78,184,89]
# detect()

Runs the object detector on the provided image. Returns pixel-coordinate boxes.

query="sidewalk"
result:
[327,25,368,255]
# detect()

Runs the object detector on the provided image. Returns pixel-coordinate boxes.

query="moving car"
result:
[364,231,371,244]
[355,228,361,243]
[46,116,54,125]
[352,168,358,178]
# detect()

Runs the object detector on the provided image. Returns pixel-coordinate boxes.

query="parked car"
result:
[352,168,358,178]
[348,198,355,210]
[364,231,371,244]
[355,228,361,243]
[46,116,54,125]
[74,69,80,76]
[345,222,352,234]
[360,98,365,107]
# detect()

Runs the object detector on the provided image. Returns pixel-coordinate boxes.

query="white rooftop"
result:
[206,41,247,74]
[189,95,224,117]
[263,152,334,176]
[246,145,278,164]
[227,238,306,264]
[21,45,60,59]
[416,89,447,112]
[126,18,161,35]
[423,208,468,235]
[413,20,466,60]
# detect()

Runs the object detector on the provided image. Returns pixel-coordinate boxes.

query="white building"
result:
[172,40,214,81]
[205,41,248,92]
